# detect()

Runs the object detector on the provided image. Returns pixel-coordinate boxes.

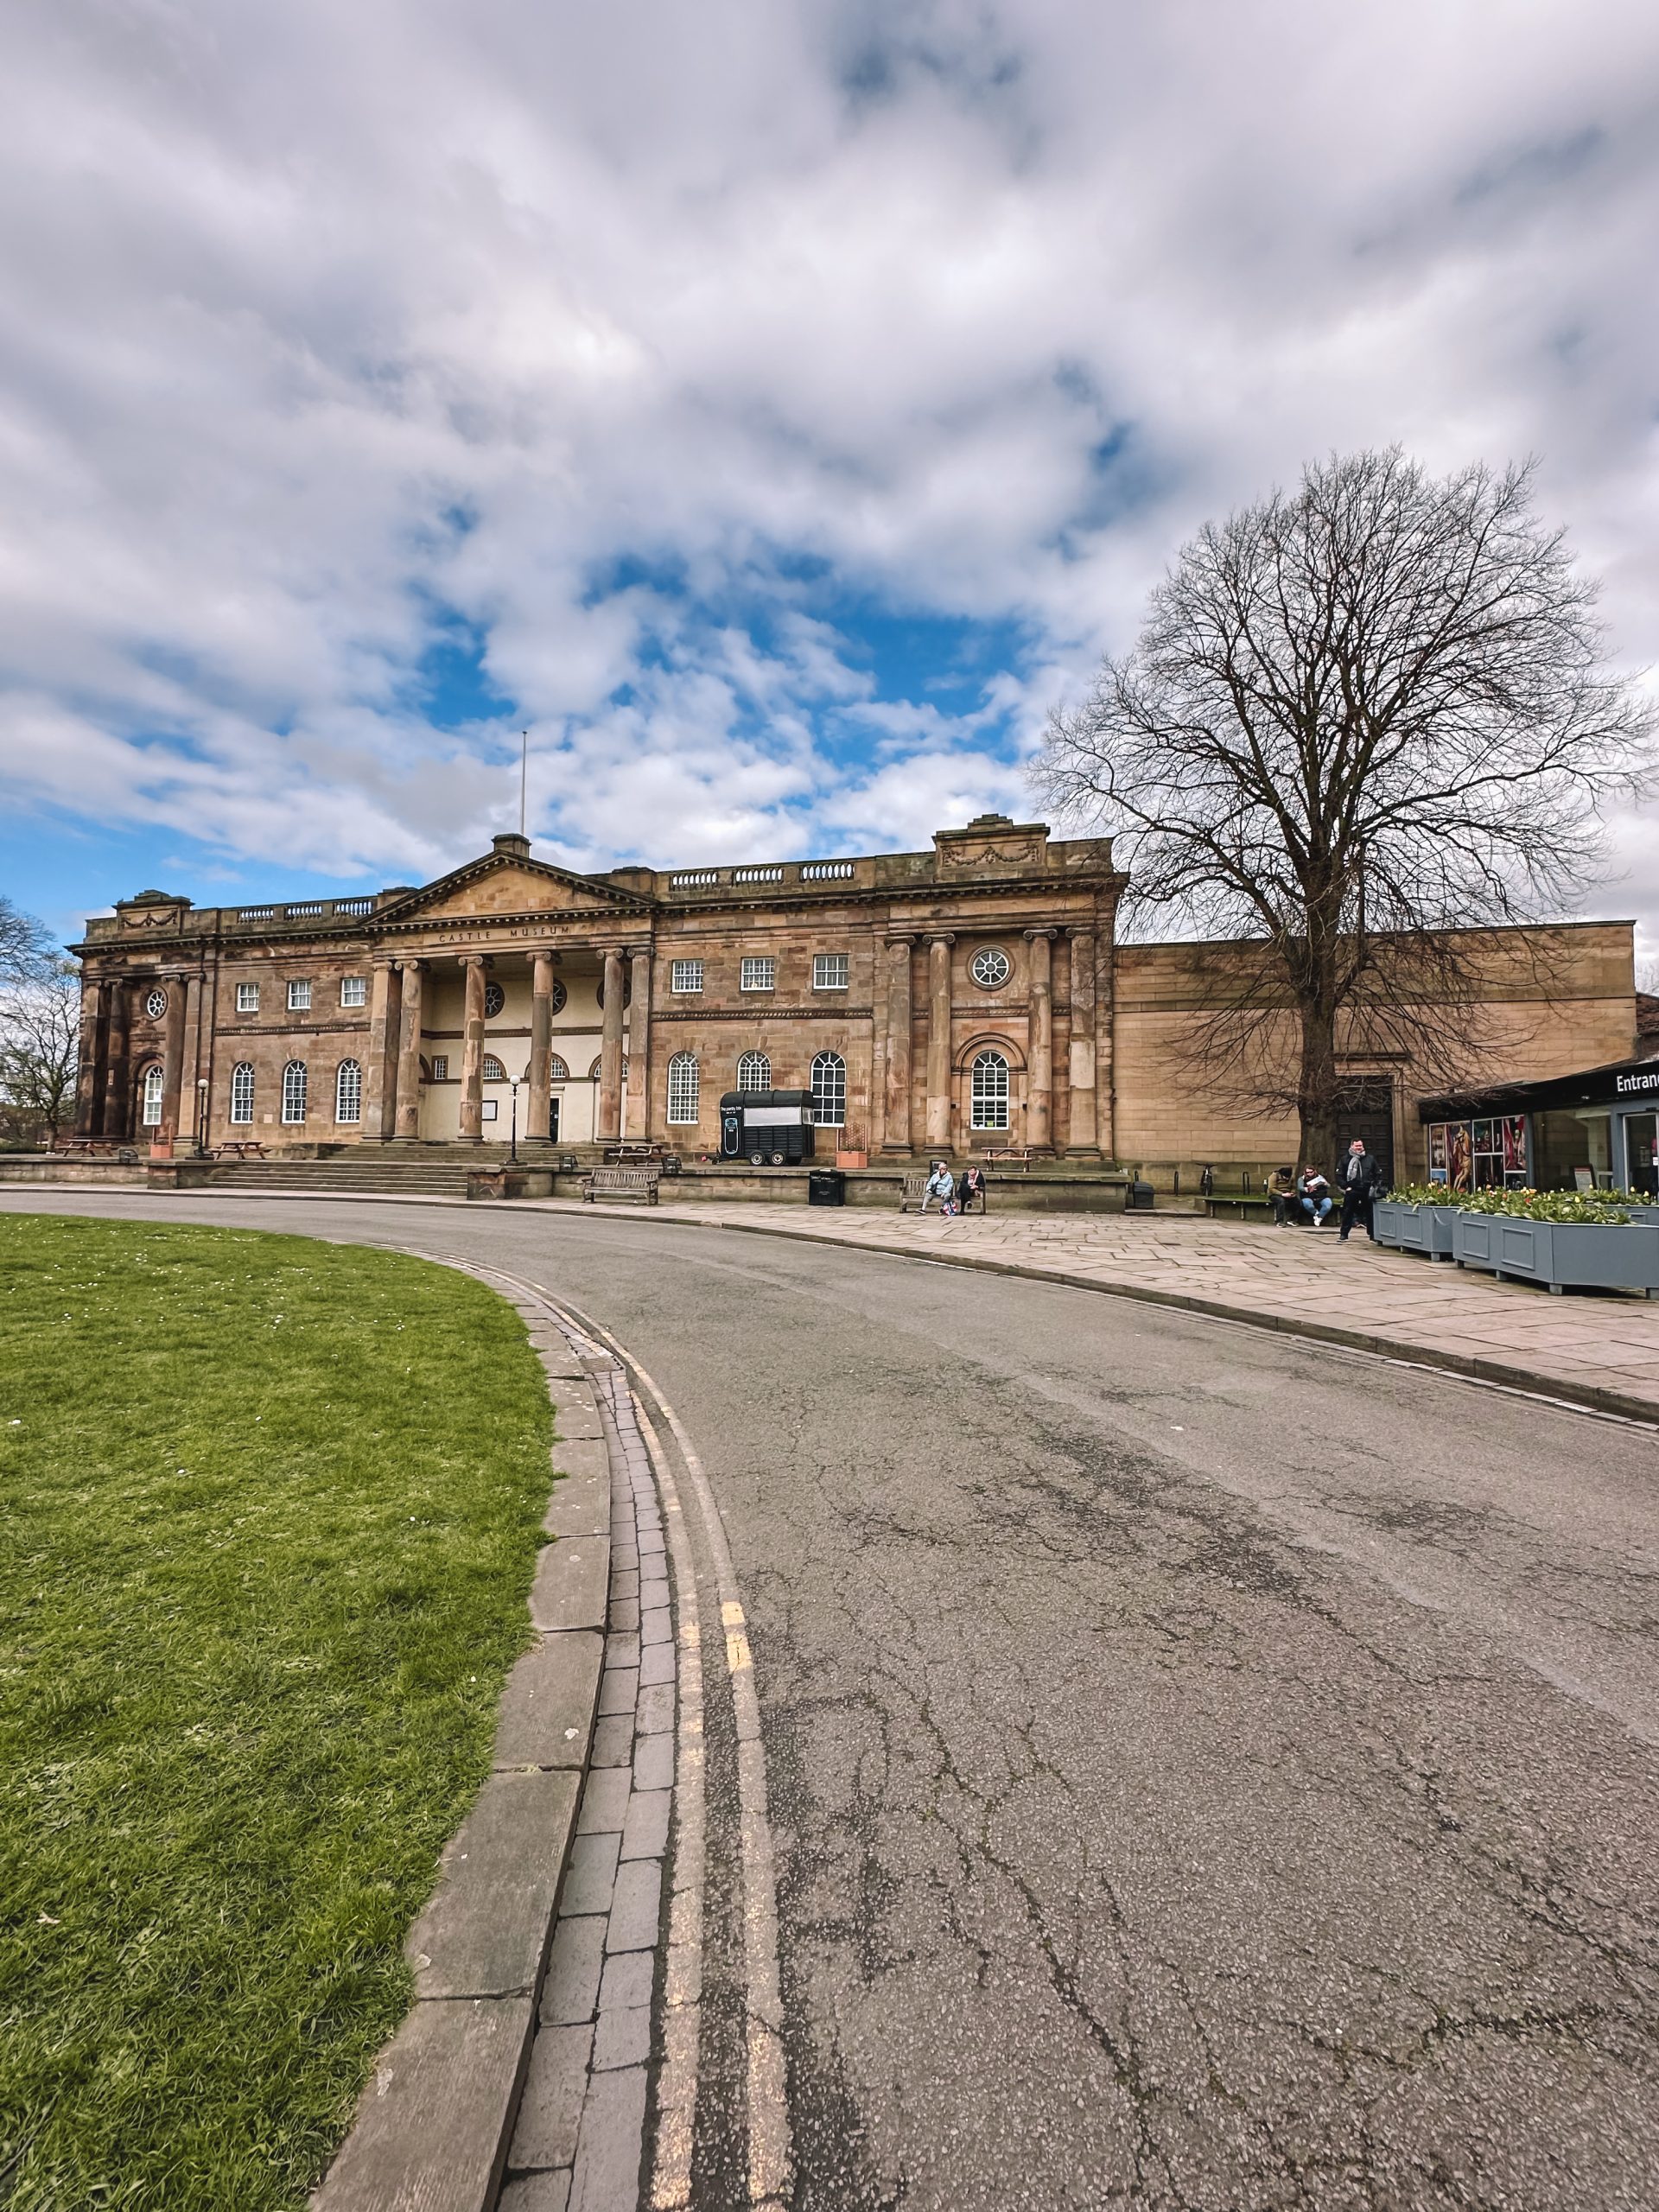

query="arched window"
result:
[229,1063,255,1125]
[667,1052,699,1124]
[737,1051,771,1092]
[481,1053,506,1082]
[810,1052,846,1128]
[547,1054,569,1080]
[282,1060,308,1125]
[140,1064,165,1127]
[587,1056,628,1081]
[335,1059,362,1122]
[969,1049,1010,1131]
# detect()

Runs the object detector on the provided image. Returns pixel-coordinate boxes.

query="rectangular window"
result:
[235,981,259,1014]
[340,976,367,1007]
[671,959,704,995]
[812,952,849,990]
[287,979,312,1012]
[740,956,775,992]
[431,1055,449,1080]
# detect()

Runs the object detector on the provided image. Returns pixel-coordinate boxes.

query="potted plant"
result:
[1452,1188,1659,1296]
[1374,1183,1462,1260]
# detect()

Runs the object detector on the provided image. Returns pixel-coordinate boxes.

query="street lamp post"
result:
[509,1074,522,1165]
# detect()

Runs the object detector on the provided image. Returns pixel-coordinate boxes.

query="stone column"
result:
[1025,929,1056,1152]
[527,952,556,1145]
[75,978,106,1135]
[392,960,425,1140]
[458,955,487,1141]
[1065,930,1098,1155]
[626,945,652,1140]
[598,949,625,1142]
[925,934,954,1151]
[103,979,131,1136]
[881,936,914,1153]
[157,972,190,1144]
[362,962,401,1141]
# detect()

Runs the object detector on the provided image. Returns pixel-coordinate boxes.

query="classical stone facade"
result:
[70,815,1639,1178]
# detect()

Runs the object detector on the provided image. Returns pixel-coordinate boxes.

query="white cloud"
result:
[0,0,1655,938]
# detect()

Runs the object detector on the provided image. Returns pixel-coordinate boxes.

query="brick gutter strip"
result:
[314,1303,613,2212]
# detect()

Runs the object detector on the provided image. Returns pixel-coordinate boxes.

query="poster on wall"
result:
[1446,1122,1471,1192]
[1428,1124,1448,1184]
[1503,1115,1527,1177]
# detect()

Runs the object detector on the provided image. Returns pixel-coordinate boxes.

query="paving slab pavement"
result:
[545,1198,1659,1421]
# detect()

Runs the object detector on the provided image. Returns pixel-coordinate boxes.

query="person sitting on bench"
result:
[1297,1166,1333,1226]
[1268,1166,1296,1224]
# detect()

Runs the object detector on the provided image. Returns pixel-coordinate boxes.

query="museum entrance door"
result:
[1333,1077,1395,1183]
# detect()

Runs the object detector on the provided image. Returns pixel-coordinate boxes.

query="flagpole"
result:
[519,729,528,837]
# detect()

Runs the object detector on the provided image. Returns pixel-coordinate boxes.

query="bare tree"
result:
[0,893,53,983]
[1039,450,1655,1166]
[0,958,79,1147]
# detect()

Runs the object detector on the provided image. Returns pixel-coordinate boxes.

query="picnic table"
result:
[53,1137,140,1161]
[212,1141,269,1160]
[977,1146,1037,1171]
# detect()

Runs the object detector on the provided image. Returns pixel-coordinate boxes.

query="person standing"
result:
[1338,1139,1382,1241]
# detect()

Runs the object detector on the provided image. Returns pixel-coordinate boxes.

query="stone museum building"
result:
[69,814,1640,1181]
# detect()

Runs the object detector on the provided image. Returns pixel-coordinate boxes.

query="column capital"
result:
[886,931,917,950]
[928,931,956,947]
[1023,926,1058,943]
[626,944,652,962]
[397,956,426,975]
[458,950,486,969]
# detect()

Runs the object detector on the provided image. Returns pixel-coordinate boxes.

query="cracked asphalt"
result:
[8,1192,1659,2210]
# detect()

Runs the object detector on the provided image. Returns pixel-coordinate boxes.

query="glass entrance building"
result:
[1421,1056,1659,1196]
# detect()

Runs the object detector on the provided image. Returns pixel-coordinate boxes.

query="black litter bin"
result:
[1124,1179,1155,1211]
[808,1168,846,1208]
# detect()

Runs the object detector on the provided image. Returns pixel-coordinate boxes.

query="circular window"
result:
[143,986,168,1020]
[547,978,568,1016]
[483,981,505,1019]
[969,946,1012,991]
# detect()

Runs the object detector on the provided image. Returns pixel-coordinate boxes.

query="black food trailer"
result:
[720,1089,817,1166]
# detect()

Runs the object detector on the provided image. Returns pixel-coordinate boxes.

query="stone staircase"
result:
[202,1141,597,1198]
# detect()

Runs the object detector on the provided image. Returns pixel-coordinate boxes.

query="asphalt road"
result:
[9,1190,1659,2211]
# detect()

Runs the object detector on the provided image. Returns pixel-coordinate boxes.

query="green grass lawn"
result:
[0,1215,556,2210]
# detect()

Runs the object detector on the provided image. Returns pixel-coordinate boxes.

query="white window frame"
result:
[282,1060,308,1124]
[667,1052,700,1124]
[287,978,312,1013]
[482,1053,507,1082]
[969,946,1012,992]
[671,959,704,995]
[143,986,168,1021]
[229,1063,255,1124]
[969,1049,1011,1131]
[431,1054,449,1080]
[547,1054,569,1080]
[812,952,849,991]
[340,976,367,1007]
[810,1051,847,1127]
[141,1064,165,1127]
[235,981,260,1014]
[736,1050,772,1092]
[335,1059,362,1122]
[740,956,775,993]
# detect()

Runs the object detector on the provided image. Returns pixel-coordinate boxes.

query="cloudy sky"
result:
[2,1,1656,953]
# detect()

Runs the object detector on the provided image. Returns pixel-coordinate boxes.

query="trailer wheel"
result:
[749,1150,766,1166]
[770,1150,785,1166]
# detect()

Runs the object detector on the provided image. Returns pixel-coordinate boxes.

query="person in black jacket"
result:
[1338,1140,1383,1241]
[957,1164,988,1215]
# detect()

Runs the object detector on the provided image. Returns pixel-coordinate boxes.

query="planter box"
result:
[1375,1199,1459,1259]
[1452,1212,1659,1296]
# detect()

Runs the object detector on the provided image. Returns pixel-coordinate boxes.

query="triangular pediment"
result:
[377,848,651,925]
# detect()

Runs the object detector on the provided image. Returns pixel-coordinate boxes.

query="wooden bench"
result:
[582,1166,660,1206]
[1205,1194,1276,1220]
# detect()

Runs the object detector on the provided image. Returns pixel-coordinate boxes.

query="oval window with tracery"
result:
[143,986,168,1020]
[969,946,1011,991]
[483,981,505,1018]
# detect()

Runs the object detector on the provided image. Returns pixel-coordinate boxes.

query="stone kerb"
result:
[314,1303,612,2212]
